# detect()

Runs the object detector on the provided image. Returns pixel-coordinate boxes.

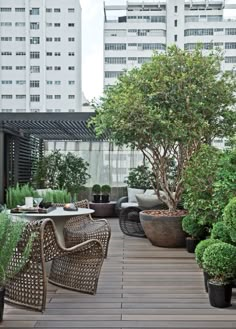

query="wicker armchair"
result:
[59,200,111,258]
[5,218,104,312]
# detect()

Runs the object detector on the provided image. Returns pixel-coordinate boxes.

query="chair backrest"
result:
[74,199,89,209]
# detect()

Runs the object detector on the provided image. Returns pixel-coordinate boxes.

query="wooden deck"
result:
[2,218,236,328]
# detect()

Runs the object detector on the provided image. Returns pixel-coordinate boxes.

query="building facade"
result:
[104,0,236,88]
[0,0,82,113]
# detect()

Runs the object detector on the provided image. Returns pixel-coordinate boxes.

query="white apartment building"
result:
[0,0,82,113]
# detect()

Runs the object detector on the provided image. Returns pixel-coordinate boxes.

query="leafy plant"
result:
[182,214,206,239]
[210,221,232,244]
[195,238,221,269]
[0,212,35,286]
[6,184,39,209]
[101,185,111,195]
[91,45,236,211]
[42,190,71,204]
[125,165,154,190]
[223,197,236,242]
[92,184,101,194]
[202,242,236,284]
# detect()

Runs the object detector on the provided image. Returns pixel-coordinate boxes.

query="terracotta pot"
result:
[140,210,187,248]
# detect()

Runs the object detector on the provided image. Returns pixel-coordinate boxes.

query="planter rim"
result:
[140,209,187,218]
[208,279,232,286]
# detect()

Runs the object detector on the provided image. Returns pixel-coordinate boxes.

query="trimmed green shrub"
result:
[92,184,101,194]
[125,165,154,190]
[182,214,206,239]
[195,238,221,269]
[42,190,71,204]
[223,197,236,242]
[210,221,232,244]
[101,185,111,195]
[202,242,236,284]
[6,184,39,209]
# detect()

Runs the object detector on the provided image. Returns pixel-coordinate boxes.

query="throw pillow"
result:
[136,194,165,210]
[144,189,155,196]
[127,188,144,203]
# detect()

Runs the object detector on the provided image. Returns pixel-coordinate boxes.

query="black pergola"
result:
[0,112,107,204]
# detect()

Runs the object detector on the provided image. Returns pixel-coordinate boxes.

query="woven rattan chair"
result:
[62,200,111,258]
[119,206,146,238]
[5,218,104,312]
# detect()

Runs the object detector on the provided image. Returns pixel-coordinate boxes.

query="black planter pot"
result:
[186,237,200,253]
[0,287,5,322]
[93,195,101,203]
[203,271,210,293]
[208,281,232,308]
[101,195,109,203]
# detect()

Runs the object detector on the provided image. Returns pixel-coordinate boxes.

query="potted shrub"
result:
[210,221,232,244]
[6,184,39,210]
[202,242,236,308]
[0,212,35,321]
[182,215,206,253]
[92,184,101,203]
[101,185,111,203]
[195,239,221,292]
[223,197,236,243]
[91,45,236,248]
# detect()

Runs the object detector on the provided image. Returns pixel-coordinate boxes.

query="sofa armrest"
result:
[115,196,128,216]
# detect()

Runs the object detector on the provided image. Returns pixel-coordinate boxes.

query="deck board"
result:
[1,218,236,328]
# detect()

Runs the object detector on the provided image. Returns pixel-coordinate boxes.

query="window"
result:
[46,8,52,12]
[46,109,53,112]
[68,95,75,99]
[68,37,75,42]
[55,52,61,56]
[225,57,236,63]
[68,52,75,56]
[138,57,151,64]
[225,43,236,49]
[105,43,126,51]
[15,22,25,27]
[1,52,12,55]
[1,37,12,41]
[47,81,53,85]
[16,52,26,55]
[47,95,53,99]
[175,19,177,27]
[16,80,26,85]
[46,37,53,42]
[1,95,12,99]
[16,37,26,41]
[54,23,60,27]
[2,109,13,112]
[68,23,74,27]
[68,8,75,13]
[68,66,75,70]
[55,95,61,99]
[226,28,236,35]
[46,66,53,70]
[15,8,25,12]
[30,8,40,15]
[175,5,178,13]
[68,109,75,112]
[30,109,40,112]
[30,22,40,29]
[30,66,40,73]
[47,52,53,56]
[54,8,60,12]
[0,22,12,26]
[1,66,12,70]
[54,37,61,42]
[184,29,213,36]
[55,81,61,85]
[30,51,40,59]
[30,80,40,87]
[68,81,75,85]
[55,109,61,112]
[105,71,123,78]
[105,57,126,64]
[30,95,40,102]
[30,37,40,44]
[1,80,12,85]
[174,34,178,42]
[16,109,26,112]
[0,8,11,12]
[16,66,26,70]
[16,95,26,99]
[55,66,61,70]
[46,23,52,27]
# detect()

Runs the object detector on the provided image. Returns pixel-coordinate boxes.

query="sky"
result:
[80,0,236,102]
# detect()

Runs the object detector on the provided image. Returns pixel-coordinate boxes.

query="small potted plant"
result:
[0,212,35,321]
[92,184,101,203]
[202,242,236,308]
[101,185,111,203]
[210,221,232,244]
[182,215,207,253]
[195,238,221,292]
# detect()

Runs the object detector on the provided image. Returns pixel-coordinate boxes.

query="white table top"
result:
[11,207,94,218]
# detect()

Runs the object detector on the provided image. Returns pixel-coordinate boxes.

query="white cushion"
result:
[121,202,139,208]
[144,189,155,196]
[136,194,164,209]
[127,188,144,203]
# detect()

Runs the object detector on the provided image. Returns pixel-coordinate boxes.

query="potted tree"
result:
[195,239,221,292]
[202,242,236,308]
[101,185,111,203]
[92,184,101,203]
[0,212,35,321]
[91,45,236,247]
[182,215,206,253]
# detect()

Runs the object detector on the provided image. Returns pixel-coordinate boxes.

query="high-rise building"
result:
[0,0,82,113]
[104,0,236,89]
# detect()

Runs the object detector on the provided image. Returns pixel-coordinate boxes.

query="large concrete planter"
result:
[140,210,187,248]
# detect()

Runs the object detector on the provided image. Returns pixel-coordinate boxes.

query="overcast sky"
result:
[80,0,236,102]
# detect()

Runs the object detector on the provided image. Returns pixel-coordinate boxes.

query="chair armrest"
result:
[115,196,128,216]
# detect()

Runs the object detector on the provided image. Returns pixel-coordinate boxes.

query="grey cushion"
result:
[127,188,144,203]
[136,194,164,209]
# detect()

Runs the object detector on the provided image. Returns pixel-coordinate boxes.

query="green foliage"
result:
[33,151,91,200]
[182,214,206,239]
[92,184,101,194]
[6,184,39,209]
[223,197,236,242]
[183,144,221,226]
[202,242,236,283]
[195,238,221,269]
[0,212,35,286]
[125,165,154,190]
[91,45,236,211]
[101,185,111,195]
[210,221,232,244]
[212,149,236,220]
[42,190,71,203]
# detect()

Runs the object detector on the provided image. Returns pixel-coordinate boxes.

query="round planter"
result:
[93,195,101,203]
[140,210,187,248]
[208,281,232,308]
[0,287,5,322]
[101,195,109,203]
[186,237,200,253]
[203,271,210,293]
